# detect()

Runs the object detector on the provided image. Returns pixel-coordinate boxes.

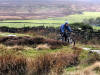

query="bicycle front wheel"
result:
[67,37,75,46]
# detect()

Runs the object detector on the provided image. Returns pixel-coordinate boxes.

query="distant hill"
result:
[0,0,99,20]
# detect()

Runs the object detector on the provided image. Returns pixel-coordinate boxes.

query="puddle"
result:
[8,34,16,36]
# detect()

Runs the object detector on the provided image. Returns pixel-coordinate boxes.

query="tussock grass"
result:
[36,44,50,50]
[0,44,33,51]
[79,50,100,65]
[0,36,67,49]
[27,49,82,75]
[0,54,27,75]
[64,62,100,75]
[0,40,99,75]
[0,44,7,50]
[6,45,25,51]
[0,48,82,75]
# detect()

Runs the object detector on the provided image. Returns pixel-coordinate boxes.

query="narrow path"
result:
[82,48,100,54]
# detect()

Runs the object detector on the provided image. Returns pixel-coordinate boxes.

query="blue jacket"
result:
[60,24,72,33]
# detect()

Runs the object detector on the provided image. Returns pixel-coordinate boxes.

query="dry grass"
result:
[0,54,27,75]
[0,36,67,49]
[36,44,50,50]
[0,44,94,75]
[85,52,100,64]
[64,62,100,75]
[27,51,80,75]
[0,44,7,50]
[6,45,25,51]
[0,44,33,51]
[0,51,80,75]
[1,42,97,75]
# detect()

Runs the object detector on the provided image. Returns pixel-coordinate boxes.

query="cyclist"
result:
[60,22,72,42]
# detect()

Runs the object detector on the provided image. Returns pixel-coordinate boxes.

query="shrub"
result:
[27,52,79,75]
[0,54,27,75]
[0,48,82,75]
[71,23,93,30]
[0,36,67,49]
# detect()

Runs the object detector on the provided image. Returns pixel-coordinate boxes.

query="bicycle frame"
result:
[60,32,75,46]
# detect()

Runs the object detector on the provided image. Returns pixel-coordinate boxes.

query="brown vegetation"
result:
[86,52,100,64]
[0,54,27,75]
[0,36,67,49]
[64,62,100,75]
[0,26,99,45]
[1,45,99,75]
[27,52,79,75]
[36,44,50,50]
[0,48,82,75]
[7,45,26,51]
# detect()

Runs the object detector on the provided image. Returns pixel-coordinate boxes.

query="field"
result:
[0,11,100,75]
[0,25,99,75]
[0,12,100,29]
[0,0,100,20]
[0,31,100,75]
[93,26,100,30]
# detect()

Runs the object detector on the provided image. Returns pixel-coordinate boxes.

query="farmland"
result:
[0,12,100,29]
[0,0,100,20]
[93,26,100,30]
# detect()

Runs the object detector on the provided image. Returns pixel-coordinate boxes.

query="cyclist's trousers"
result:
[60,32,68,41]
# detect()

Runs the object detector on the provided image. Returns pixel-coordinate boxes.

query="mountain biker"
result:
[60,22,72,41]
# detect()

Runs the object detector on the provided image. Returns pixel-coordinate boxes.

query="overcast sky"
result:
[0,0,99,3]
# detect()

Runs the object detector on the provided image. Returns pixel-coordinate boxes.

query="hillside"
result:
[0,0,100,20]
[0,26,100,75]
[0,1,100,75]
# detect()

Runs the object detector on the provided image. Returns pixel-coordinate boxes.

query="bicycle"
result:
[57,32,75,46]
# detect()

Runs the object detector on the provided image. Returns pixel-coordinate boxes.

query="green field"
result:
[0,12,100,29]
[93,26,100,30]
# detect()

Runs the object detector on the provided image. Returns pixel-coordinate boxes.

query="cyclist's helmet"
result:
[65,21,69,25]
